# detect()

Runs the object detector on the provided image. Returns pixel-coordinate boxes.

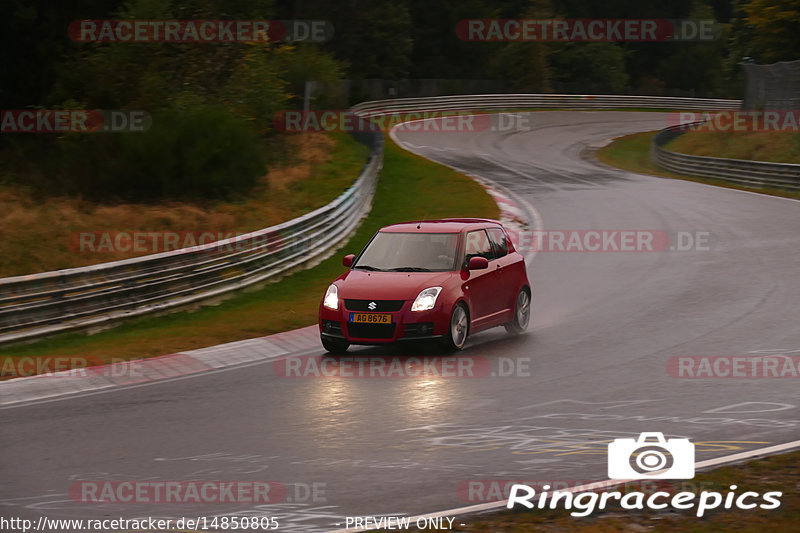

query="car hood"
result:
[336,270,453,300]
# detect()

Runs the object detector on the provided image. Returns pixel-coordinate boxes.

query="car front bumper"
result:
[318,301,450,344]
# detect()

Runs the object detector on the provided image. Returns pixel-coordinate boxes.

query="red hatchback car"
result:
[318,218,531,353]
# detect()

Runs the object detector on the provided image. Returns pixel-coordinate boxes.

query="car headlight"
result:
[323,284,339,310]
[411,287,442,312]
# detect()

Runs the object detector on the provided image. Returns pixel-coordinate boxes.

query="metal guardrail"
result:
[0,133,383,345]
[651,122,800,192]
[352,94,742,114]
[0,94,744,346]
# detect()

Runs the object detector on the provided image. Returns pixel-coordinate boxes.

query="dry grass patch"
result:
[0,132,364,276]
[668,130,800,164]
[596,130,800,201]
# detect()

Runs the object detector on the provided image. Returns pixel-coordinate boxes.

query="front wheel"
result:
[321,336,349,354]
[442,303,469,352]
[505,289,531,334]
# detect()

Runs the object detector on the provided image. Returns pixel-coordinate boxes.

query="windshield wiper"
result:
[388,267,433,272]
[353,265,383,271]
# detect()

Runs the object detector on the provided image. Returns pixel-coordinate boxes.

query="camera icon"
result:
[608,432,695,479]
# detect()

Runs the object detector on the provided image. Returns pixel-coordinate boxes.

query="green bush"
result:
[52,106,266,201]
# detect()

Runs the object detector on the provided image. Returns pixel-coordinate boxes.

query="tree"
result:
[742,0,800,62]
[276,0,413,79]
[549,42,629,93]
[0,0,126,108]
[487,0,553,91]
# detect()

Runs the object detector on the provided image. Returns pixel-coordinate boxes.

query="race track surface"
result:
[2,112,799,532]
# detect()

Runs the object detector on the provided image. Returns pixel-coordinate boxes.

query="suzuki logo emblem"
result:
[368,301,377,310]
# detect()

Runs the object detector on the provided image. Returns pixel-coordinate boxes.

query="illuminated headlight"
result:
[323,284,339,310]
[411,287,442,312]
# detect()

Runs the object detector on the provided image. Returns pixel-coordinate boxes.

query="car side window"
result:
[464,230,494,265]
[487,228,508,258]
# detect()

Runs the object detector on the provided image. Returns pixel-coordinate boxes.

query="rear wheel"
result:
[442,303,469,351]
[321,336,349,354]
[505,288,531,334]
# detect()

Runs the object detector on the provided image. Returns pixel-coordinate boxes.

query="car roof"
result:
[379,218,504,233]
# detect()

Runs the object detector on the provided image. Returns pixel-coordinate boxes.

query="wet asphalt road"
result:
[2,112,799,532]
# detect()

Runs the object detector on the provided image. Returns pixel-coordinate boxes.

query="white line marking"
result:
[325,438,800,533]
[0,348,318,410]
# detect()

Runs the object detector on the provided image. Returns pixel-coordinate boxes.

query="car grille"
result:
[346,322,396,339]
[344,299,405,312]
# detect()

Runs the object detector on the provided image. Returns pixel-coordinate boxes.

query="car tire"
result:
[505,288,531,335]
[442,303,469,352]
[321,336,349,354]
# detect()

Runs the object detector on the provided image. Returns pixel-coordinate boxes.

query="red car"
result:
[318,218,531,353]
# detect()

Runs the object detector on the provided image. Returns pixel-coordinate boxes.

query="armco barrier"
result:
[651,122,800,192]
[351,93,741,114]
[0,133,382,345]
[0,95,742,345]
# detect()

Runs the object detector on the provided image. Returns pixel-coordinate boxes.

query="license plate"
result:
[349,313,392,324]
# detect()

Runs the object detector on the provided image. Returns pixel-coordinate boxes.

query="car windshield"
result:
[353,231,459,272]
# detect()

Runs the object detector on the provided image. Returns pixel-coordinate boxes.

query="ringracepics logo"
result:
[506,482,782,518]
[506,432,782,517]
[68,20,333,43]
[607,432,694,479]
[457,19,719,42]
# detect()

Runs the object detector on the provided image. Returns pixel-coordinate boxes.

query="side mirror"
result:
[343,254,355,268]
[468,256,489,270]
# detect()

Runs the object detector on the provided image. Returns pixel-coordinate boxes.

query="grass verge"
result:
[0,132,367,276]
[0,137,499,374]
[669,129,800,164]
[596,131,800,201]
[417,449,800,532]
